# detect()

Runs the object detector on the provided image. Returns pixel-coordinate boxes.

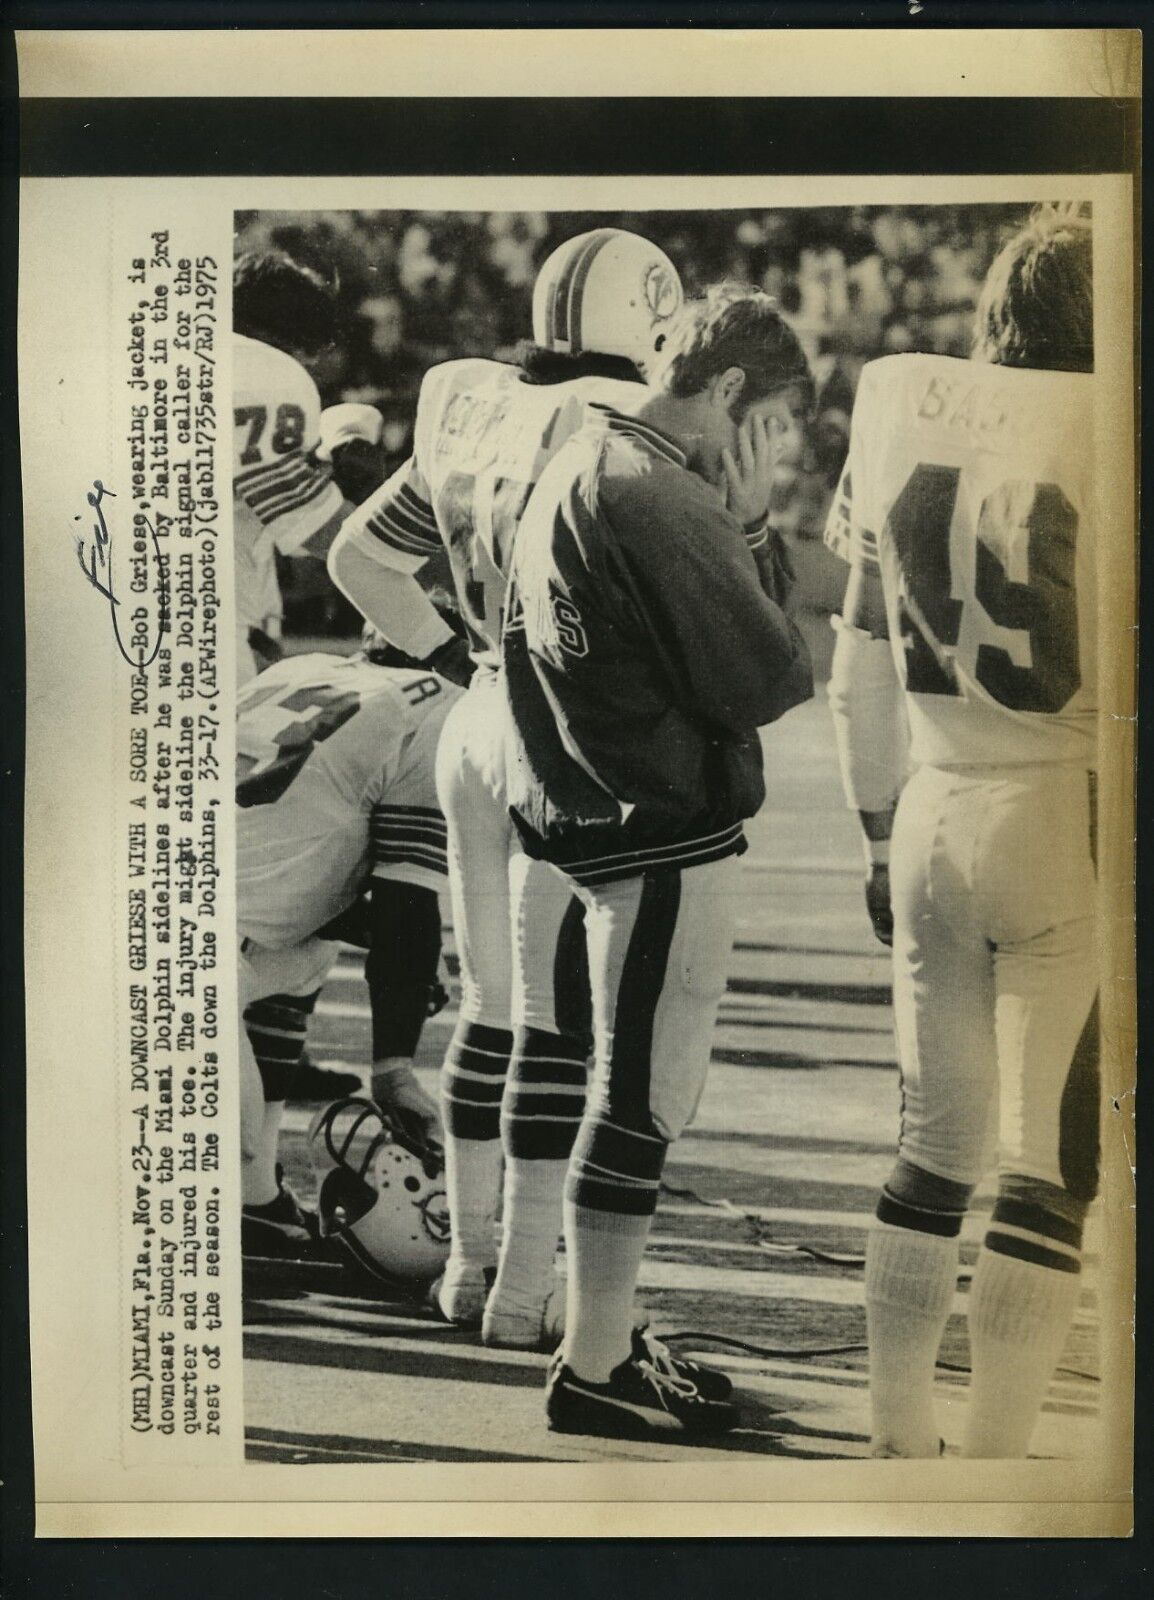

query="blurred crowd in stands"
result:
[233,204,1036,634]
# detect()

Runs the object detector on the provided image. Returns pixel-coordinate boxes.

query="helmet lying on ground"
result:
[307,1096,451,1285]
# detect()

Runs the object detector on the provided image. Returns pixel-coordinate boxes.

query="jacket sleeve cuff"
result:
[742,514,771,550]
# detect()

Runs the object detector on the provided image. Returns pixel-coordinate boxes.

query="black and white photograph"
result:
[12,23,1137,1541]
[232,201,1108,1466]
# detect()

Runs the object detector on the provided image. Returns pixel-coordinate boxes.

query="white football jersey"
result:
[236,651,461,948]
[232,335,346,660]
[339,358,644,669]
[826,352,1096,770]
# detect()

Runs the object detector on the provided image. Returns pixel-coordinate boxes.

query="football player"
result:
[325,229,695,1350]
[502,284,814,1436]
[236,629,462,1256]
[232,252,384,687]
[825,208,1098,1457]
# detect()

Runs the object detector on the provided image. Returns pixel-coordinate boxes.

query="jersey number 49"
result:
[891,463,1080,714]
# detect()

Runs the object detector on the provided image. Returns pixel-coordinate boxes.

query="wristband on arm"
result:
[742,513,771,551]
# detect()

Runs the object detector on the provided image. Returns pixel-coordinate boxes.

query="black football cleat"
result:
[546,1346,738,1440]
[241,1166,320,1259]
[632,1326,734,1402]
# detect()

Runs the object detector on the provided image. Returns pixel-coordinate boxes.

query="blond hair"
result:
[973,206,1093,373]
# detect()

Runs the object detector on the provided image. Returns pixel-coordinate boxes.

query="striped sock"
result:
[491,1027,588,1320]
[962,1195,1084,1457]
[243,992,316,1100]
[440,1020,512,1268]
[865,1219,960,1458]
[242,993,318,1207]
[561,1113,668,1383]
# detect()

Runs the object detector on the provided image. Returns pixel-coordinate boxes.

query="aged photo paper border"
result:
[15,26,1138,1540]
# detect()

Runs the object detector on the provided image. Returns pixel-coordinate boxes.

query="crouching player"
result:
[826,208,1099,1457]
[236,630,461,1256]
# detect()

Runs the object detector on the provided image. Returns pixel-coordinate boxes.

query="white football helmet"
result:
[531,228,683,375]
[308,1097,451,1286]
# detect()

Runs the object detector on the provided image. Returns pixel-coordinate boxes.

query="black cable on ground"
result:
[658,1179,868,1267]
[655,1182,1099,1384]
[658,1330,1099,1384]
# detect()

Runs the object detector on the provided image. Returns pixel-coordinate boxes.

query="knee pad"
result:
[502,1026,588,1161]
[243,990,320,1101]
[442,1020,512,1141]
[876,1157,974,1238]
[985,1172,1087,1274]
[566,1112,668,1219]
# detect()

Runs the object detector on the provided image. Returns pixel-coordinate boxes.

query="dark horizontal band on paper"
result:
[20,97,1137,178]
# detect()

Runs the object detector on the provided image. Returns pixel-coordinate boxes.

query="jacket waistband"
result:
[515,816,747,887]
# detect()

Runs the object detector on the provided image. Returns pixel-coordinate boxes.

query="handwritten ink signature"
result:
[74,481,169,669]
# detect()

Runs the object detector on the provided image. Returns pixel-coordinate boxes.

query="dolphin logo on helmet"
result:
[531,228,684,376]
[307,1097,451,1286]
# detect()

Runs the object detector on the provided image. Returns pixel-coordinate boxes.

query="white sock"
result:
[444,1137,502,1270]
[242,1102,284,1207]
[962,1247,1082,1458]
[490,1157,567,1319]
[865,1220,959,1457]
[562,1201,648,1384]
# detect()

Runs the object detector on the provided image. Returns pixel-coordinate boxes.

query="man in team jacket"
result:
[502,285,815,1437]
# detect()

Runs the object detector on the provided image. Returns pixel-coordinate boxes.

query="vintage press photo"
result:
[16,30,1136,1539]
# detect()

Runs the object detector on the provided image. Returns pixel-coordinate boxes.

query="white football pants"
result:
[434,670,581,1032]
[575,854,740,1151]
[889,763,1098,1194]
